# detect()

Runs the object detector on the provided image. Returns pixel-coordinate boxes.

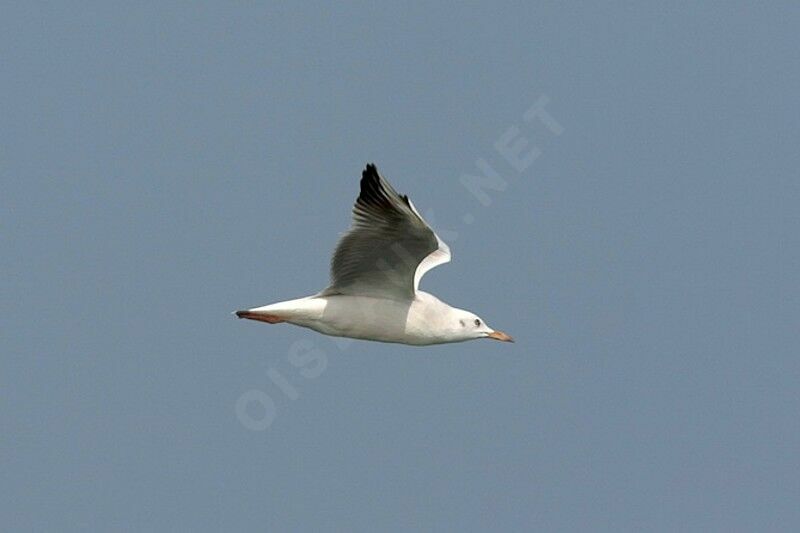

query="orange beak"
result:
[486,330,514,342]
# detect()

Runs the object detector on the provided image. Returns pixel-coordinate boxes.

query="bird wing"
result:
[321,164,451,300]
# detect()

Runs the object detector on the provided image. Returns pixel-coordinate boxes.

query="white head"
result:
[446,308,514,343]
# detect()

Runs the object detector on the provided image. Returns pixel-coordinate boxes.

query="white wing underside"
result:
[321,164,451,301]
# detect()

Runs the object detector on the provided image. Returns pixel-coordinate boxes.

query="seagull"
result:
[235,164,513,345]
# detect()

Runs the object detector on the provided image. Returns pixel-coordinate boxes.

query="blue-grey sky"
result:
[3,3,799,531]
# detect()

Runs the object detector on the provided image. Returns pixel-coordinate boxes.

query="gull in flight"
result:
[235,164,513,345]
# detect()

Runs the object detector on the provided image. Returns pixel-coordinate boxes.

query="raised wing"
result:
[321,164,451,300]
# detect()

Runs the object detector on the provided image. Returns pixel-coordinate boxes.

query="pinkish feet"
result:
[235,310,285,324]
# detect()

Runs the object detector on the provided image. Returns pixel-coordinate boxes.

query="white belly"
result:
[260,293,452,345]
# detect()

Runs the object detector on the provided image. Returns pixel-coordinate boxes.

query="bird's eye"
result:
[474,319,481,327]
[459,319,465,327]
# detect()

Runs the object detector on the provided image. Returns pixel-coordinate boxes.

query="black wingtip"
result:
[356,163,412,211]
[362,163,379,179]
[359,163,384,205]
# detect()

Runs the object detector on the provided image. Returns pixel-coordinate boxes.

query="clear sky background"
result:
[3,3,799,531]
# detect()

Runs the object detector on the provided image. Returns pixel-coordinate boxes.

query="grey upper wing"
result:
[322,164,451,300]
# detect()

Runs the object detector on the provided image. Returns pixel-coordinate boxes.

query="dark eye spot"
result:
[474,319,481,327]
[459,319,465,327]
